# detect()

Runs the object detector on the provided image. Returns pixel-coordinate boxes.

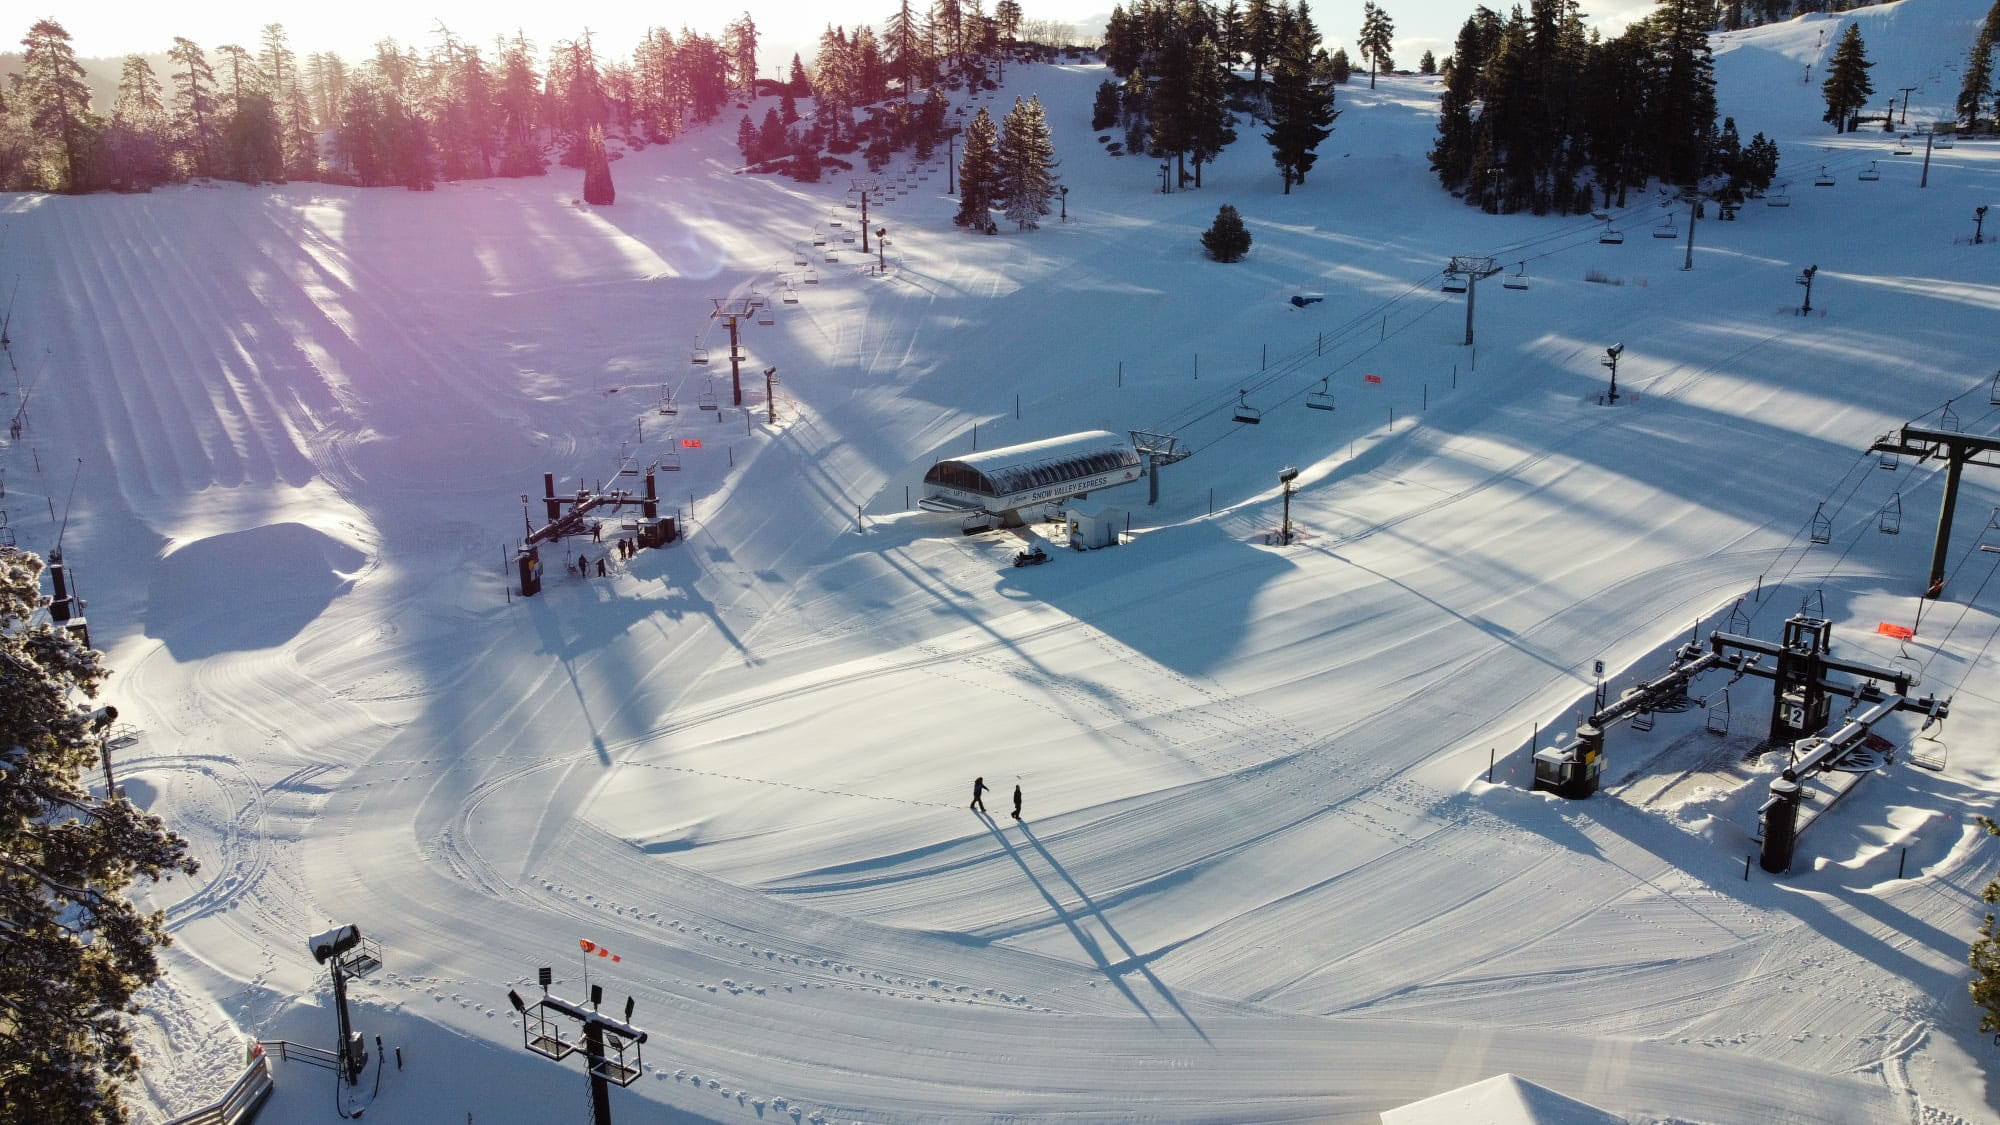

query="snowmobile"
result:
[1012,545,1049,567]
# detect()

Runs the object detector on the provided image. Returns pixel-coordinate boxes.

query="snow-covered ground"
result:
[5,2,1999,1121]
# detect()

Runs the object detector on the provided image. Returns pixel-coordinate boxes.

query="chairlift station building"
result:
[919,430,1142,524]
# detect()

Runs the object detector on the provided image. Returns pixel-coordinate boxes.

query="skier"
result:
[1011,784,1022,820]
[596,557,607,577]
[592,521,602,542]
[970,777,988,812]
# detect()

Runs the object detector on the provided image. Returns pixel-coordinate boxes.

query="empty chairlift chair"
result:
[1767,186,1792,208]
[698,384,718,411]
[1503,262,1529,290]
[1305,377,1336,412]
[658,389,678,417]
[1441,271,1467,293]
[660,443,681,471]
[1599,220,1624,245]
[1941,402,1962,432]
[1989,370,2000,406]
[1814,166,1835,187]
[1232,389,1263,424]
[1810,502,1831,544]
[1653,217,1678,238]
[1893,136,1914,155]
[1858,161,1880,182]
[1881,491,1902,535]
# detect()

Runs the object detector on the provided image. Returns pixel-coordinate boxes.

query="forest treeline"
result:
[0,3,1086,195]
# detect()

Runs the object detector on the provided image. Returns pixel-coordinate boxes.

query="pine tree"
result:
[1972,816,2000,1032]
[1821,24,1874,131]
[1419,49,1436,75]
[583,124,615,203]
[1358,3,1395,90]
[0,549,199,1122]
[104,55,172,190]
[1263,26,1336,193]
[19,20,100,193]
[1186,37,1236,188]
[997,95,1058,229]
[1243,0,1277,86]
[954,104,999,230]
[1200,202,1251,261]
[1329,48,1351,85]
[169,38,221,177]
[1959,33,1994,128]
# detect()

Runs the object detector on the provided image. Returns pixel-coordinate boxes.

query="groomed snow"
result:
[5,2,1998,1122]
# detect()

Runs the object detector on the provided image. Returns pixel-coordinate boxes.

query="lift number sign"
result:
[681,439,703,449]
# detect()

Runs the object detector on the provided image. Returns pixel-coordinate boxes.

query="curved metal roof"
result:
[923,431,1140,499]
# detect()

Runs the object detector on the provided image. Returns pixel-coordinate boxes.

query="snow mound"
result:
[145,523,366,656]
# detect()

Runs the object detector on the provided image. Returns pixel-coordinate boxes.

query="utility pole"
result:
[1447,255,1502,346]
[1920,127,1935,189]
[1681,188,1699,271]
[763,366,777,423]
[508,969,648,1125]
[947,130,958,195]
[1898,87,1916,125]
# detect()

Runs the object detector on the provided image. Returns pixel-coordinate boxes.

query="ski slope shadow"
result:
[145,522,365,658]
[981,814,1210,1041]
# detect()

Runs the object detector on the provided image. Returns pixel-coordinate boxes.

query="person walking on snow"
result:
[596,557,607,577]
[1011,784,1023,820]
[970,777,988,812]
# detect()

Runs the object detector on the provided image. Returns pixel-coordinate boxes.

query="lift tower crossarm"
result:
[1868,424,2000,597]
[1708,629,1918,695]
[1587,646,1724,729]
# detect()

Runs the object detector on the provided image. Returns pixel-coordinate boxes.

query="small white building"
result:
[1066,504,1124,550]
[1381,1073,1625,1125]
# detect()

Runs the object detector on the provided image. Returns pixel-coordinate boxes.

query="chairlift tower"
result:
[508,970,649,1125]
[850,179,879,251]
[1128,430,1190,506]
[1445,256,1503,346]
[1868,422,2000,597]
[710,298,764,407]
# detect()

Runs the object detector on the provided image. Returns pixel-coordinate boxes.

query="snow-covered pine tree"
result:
[998,96,1058,230]
[954,105,1000,230]
[0,549,198,1121]
[1821,24,1874,131]
[1201,203,1251,261]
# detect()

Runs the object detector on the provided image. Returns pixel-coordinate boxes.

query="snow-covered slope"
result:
[4,2,1998,1121]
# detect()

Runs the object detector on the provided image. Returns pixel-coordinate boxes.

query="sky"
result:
[38,0,1658,75]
